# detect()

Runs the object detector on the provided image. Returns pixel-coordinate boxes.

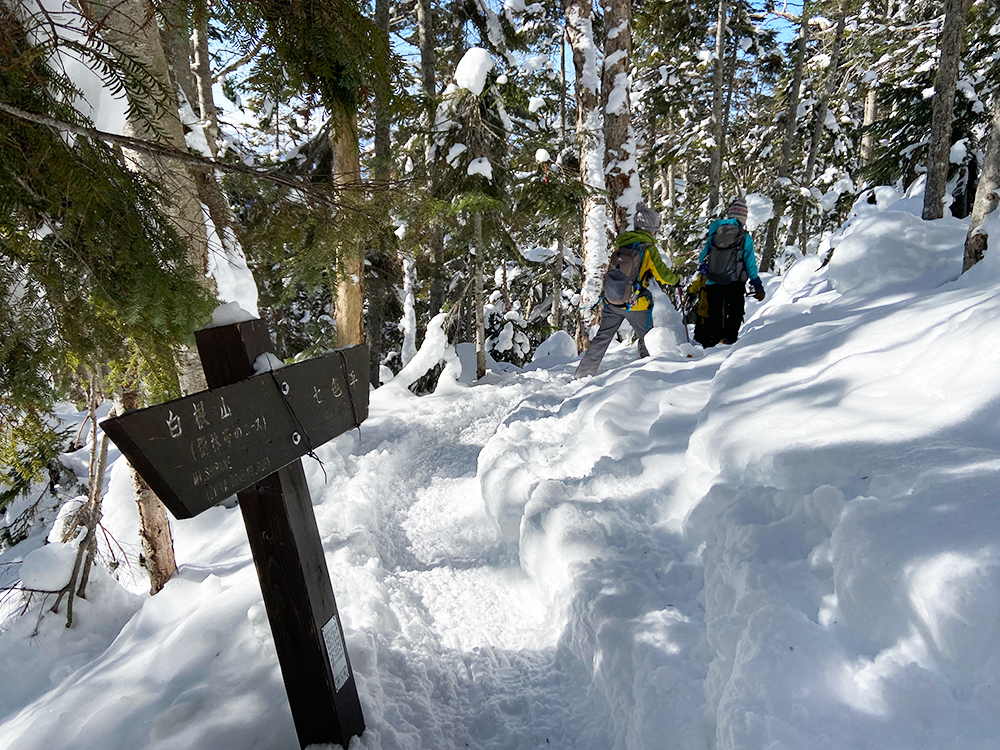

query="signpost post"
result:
[101,319,366,749]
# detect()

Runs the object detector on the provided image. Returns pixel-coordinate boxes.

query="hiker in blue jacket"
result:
[575,203,680,378]
[695,197,765,348]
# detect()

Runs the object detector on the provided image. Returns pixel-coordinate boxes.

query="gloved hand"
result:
[751,278,765,301]
[697,261,709,276]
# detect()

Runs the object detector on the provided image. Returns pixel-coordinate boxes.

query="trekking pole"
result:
[676,284,691,344]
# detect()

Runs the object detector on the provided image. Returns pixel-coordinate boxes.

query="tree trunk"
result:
[762,0,808,271]
[158,0,196,106]
[78,0,215,395]
[367,0,395,384]
[473,212,486,379]
[566,0,608,345]
[191,0,218,153]
[160,0,258,321]
[117,389,177,594]
[963,101,1000,271]
[75,406,111,598]
[720,1,740,177]
[332,111,365,347]
[859,0,888,170]
[418,0,446,317]
[553,27,566,331]
[787,3,846,249]
[860,86,879,167]
[923,0,970,220]
[552,237,564,328]
[53,382,111,625]
[709,0,727,211]
[602,0,634,235]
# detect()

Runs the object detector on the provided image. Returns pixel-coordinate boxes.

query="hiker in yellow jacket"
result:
[575,203,680,378]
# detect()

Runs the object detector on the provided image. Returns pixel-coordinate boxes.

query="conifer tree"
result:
[0,3,213,549]
[76,0,219,397]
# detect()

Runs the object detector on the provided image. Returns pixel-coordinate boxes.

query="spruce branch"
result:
[0,101,389,208]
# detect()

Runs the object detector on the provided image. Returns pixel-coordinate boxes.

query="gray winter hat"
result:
[727,197,749,223]
[634,202,661,233]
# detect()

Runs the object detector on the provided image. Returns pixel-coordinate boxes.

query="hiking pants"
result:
[703,282,745,346]
[575,304,653,378]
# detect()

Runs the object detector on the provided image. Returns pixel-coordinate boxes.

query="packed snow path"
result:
[314,344,722,749]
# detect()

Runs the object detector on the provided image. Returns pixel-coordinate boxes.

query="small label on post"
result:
[322,613,350,691]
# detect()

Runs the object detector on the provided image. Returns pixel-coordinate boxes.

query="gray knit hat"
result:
[727,197,749,223]
[634,202,661,233]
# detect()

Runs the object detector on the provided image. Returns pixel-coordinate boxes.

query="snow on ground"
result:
[3,208,1000,749]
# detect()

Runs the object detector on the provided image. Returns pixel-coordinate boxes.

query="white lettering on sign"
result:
[219,397,233,420]
[202,457,272,502]
[166,410,182,438]
[193,401,211,430]
[322,614,350,692]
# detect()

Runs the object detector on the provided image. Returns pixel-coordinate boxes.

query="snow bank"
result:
[828,211,966,296]
[676,231,1000,747]
[18,538,79,591]
[530,330,576,365]
[477,352,719,748]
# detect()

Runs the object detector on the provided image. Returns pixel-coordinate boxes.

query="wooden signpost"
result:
[101,319,366,749]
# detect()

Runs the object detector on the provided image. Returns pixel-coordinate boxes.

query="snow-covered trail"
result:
[310,343,727,750]
[0,332,729,750]
[9,203,1000,750]
[310,364,608,749]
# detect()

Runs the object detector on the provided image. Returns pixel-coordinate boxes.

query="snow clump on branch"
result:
[455,48,494,96]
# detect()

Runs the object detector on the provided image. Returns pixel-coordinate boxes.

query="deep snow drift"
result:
[3,197,1000,750]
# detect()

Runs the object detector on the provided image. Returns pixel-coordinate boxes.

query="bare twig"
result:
[213,36,266,83]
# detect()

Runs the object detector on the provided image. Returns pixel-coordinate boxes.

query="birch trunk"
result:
[720,2,740,174]
[963,102,1000,271]
[602,0,634,235]
[923,0,970,220]
[860,86,879,167]
[565,0,608,347]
